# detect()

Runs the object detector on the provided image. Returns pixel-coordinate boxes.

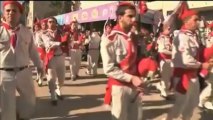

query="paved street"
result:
[29,58,213,120]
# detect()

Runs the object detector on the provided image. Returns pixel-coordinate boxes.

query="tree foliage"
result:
[49,1,73,15]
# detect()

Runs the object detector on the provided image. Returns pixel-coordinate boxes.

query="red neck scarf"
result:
[113,24,129,34]
[47,29,61,42]
[70,30,79,41]
[181,25,196,34]
[113,24,138,74]
[1,22,20,48]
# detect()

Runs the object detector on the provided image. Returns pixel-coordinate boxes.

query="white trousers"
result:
[111,85,143,120]
[87,50,99,75]
[158,60,172,96]
[0,68,36,120]
[36,60,45,83]
[166,77,200,120]
[199,72,213,105]
[47,55,65,99]
[69,49,82,78]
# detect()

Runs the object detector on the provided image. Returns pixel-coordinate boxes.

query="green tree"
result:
[21,1,29,25]
[49,1,73,15]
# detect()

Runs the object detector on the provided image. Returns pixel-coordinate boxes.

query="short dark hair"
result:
[116,3,136,17]
[48,16,57,23]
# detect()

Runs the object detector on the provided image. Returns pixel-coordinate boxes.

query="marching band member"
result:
[101,2,143,120]
[0,1,44,119]
[38,17,67,106]
[69,20,85,81]
[166,8,213,120]
[156,24,173,100]
[85,28,101,76]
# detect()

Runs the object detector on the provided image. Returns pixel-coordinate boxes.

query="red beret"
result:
[40,18,48,24]
[180,10,198,21]
[118,2,135,8]
[3,1,23,14]
[139,1,148,14]
[34,21,41,26]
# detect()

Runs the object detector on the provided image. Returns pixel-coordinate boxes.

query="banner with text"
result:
[56,2,118,25]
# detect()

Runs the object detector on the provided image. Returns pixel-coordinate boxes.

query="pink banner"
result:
[62,2,119,24]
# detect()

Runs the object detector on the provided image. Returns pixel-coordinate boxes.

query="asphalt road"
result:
[29,59,213,120]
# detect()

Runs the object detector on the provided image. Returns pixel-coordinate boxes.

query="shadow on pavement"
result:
[78,74,107,80]
[142,100,172,120]
[69,111,110,120]
[32,94,106,120]
[199,109,213,120]
[65,74,107,80]
[63,80,107,87]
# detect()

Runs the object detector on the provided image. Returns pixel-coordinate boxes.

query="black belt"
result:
[0,66,28,72]
[89,48,99,50]
[54,53,63,57]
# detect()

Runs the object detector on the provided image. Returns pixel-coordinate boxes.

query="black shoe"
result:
[76,75,79,78]
[16,114,29,120]
[35,78,39,82]
[57,94,64,101]
[160,95,173,101]
[71,77,76,81]
[51,100,58,106]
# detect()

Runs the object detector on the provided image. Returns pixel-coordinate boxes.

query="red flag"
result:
[139,1,148,15]
[34,17,40,24]
[177,2,189,19]
[177,2,198,21]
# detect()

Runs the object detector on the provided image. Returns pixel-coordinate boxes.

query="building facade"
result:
[27,1,213,28]
[27,1,81,28]
[146,1,213,23]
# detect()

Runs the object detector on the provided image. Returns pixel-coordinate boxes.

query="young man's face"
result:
[106,26,112,34]
[41,22,47,30]
[71,22,78,31]
[34,24,41,32]
[47,18,57,30]
[163,26,171,35]
[120,9,136,31]
[185,15,200,31]
[3,4,21,25]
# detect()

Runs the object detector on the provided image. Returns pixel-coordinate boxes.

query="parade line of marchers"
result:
[0,1,213,120]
